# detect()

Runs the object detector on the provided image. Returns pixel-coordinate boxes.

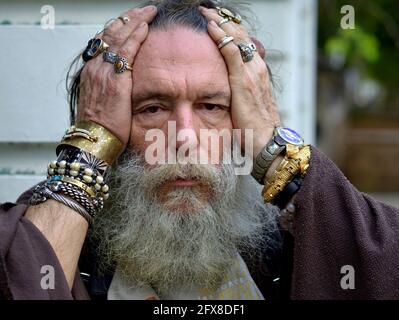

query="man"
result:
[1,0,398,300]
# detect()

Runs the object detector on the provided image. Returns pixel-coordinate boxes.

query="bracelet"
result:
[55,146,109,176]
[57,120,124,165]
[30,183,93,225]
[48,181,98,216]
[47,160,109,199]
[262,145,311,203]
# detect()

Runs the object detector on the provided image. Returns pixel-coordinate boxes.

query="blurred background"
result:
[0,0,397,207]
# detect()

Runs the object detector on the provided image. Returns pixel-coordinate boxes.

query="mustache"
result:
[113,150,234,192]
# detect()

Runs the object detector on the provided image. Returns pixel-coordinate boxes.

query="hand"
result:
[76,6,157,147]
[199,7,281,160]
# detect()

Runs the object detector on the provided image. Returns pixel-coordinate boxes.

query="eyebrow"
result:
[132,90,231,106]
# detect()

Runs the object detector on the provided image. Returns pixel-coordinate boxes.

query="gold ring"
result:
[114,56,133,74]
[216,7,242,24]
[118,16,130,24]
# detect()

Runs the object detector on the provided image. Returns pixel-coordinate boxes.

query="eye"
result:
[203,104,221,111]
[144,106,162,113]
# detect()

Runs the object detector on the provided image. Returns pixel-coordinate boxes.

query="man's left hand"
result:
[200,6,281,159]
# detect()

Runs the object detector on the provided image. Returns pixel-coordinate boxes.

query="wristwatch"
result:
[251,127,304,184]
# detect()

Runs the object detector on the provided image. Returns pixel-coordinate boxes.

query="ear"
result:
[250,37,266,59]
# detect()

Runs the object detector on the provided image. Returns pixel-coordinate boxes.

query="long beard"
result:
[92,150,279,296]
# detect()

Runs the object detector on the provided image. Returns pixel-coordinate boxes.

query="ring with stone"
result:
[82,38,110,62]
[238,43,256,62]
[114,56,133,74]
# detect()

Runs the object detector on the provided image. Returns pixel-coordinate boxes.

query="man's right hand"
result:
[76,5,158,147]
[25,6,158,290]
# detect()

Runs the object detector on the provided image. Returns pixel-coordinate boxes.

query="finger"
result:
[206,20,245,74]
[200,6,264,64]
[117,22,149,67]
[199,6,249,42]
[103,6,157,48]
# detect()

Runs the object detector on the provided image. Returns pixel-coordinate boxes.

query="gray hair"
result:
[66,0,258,124]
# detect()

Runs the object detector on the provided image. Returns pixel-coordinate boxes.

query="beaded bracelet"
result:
[47,160,109,200]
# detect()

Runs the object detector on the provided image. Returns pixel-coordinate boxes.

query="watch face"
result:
[277,127,304,145]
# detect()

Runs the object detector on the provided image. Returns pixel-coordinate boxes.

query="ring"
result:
[82,38,110,62]
[103,51,119,64]
[217,18,230,27]
[118,16,130,24]
[216,7,242,24]
[114,56,133,74]
[217,35,235,50]
[238,43,256,63]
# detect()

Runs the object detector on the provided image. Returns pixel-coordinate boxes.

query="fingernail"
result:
[143,5,156,13]
[209,20,218,28]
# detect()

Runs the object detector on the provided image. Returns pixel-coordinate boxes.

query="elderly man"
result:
[1,0,398,300]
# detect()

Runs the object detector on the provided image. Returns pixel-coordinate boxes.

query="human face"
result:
[130,26,233,173]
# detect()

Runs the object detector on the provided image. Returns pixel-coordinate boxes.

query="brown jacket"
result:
[1,147,398,300]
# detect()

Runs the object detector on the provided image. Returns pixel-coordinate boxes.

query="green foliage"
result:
[325,27,380,63]
[318,0,399,114]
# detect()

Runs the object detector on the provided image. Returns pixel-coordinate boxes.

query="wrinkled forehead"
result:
[132,26,229,83]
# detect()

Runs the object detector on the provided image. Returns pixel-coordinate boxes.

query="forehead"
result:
[132,27,229,94]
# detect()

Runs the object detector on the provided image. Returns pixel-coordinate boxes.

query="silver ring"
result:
[217,35,235,50]
[103,51,119,64]
[217,18,230,27]
[247,43,258,52]
[238,43,256,62]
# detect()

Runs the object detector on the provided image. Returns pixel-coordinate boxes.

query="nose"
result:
[172,104,199,156]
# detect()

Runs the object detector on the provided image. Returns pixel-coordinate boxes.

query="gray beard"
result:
[92,150,280,296]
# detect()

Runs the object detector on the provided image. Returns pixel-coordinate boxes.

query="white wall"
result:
[0,0,317,202]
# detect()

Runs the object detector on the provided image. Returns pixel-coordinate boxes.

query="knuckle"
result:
[105,74,118,96]
[93,70,104,85]
[231,46,243,60]
[104,22,119,34]
[117,47,130,59]
[242,72,256,91]
[112,31,126,45]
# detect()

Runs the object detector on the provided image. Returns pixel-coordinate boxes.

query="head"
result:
[69,0,280,295]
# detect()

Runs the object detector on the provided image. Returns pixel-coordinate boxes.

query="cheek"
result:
[129,119,152,153]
